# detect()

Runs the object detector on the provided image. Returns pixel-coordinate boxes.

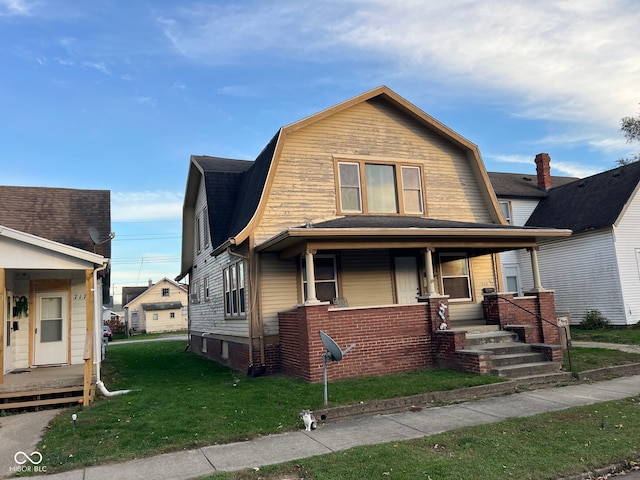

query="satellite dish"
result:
[319,330,356,405]
[89,227,116,245]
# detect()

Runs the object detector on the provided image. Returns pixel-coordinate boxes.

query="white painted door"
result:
[4,296,11,373]
[394,256,420,304]
[503,265,521,295]
[34,292,68,365]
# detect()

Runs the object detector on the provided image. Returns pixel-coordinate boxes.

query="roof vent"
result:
[522,176,532,182]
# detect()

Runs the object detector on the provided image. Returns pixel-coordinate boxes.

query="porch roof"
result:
[255,216,572,258]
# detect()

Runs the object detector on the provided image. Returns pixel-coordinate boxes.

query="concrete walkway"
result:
[9,374,639,480]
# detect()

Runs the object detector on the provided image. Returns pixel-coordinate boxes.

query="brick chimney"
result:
[535,153,552,190]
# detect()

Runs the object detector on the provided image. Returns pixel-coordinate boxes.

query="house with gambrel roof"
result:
[177,86,572,381]
[491,156,640,326]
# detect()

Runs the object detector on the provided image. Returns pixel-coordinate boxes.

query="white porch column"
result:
[304,250,321,305]
[529,247,544,291]
[424,248,436,296]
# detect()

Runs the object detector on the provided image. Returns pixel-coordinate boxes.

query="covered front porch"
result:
[259,216,571,381]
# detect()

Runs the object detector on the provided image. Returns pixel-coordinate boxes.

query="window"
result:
[152,313,158,320]
[190,280,200,303]
[503,265,520,295]
[337,160,424,214]
[301,254,338,302]
[499,201,513,225]
[224,261,246,317]
[204,276,210,301]
[196,216,202,253]
[170,312,175,319]
[162,288,170,297]
[338,163,362,212]
[439,253,472,301]
[203,207,210,247]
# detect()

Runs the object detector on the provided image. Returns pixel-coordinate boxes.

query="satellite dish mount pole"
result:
[323,352,329,406]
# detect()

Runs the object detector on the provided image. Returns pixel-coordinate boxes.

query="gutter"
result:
[93,261,131,397]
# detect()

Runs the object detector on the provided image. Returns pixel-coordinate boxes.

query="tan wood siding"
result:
[340,250,394,306]
[255,99,494,245]
[470,254,498,298]
[259,253,298,334]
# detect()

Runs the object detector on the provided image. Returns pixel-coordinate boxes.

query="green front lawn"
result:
[570,325,640,344]
[36,341,502,474]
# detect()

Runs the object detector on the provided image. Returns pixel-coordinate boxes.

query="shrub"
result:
[580,310,610,330]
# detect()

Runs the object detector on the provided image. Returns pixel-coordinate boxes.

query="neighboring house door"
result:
[503,265,521,296]
[394,256,420,304]
[4,297,11,373]
[34,292,68,365]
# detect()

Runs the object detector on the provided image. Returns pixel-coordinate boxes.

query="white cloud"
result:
[157,0,640,145]
[83,61,111,75]
[112,191,183,221]
[0,0,34,16]
[132,96,157,107]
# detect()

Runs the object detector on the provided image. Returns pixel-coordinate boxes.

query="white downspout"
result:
[94,261,131,397]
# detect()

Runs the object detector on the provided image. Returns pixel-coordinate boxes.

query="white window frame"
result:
[196,216,202,253]
[499,201,513,225]
[204,276,210,301]
[439,253,472,301]
[401,166,424,214]
[203,207,210,248]
[338,162,363,213]
[224,261,246,318]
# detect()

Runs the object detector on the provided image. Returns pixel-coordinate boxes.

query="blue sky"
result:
[1,0,639,303]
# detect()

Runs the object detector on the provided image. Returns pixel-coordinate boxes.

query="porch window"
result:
[301,254,337,302]
[224,261,246,317]
[439,253,471,301]
[336,159,425,215]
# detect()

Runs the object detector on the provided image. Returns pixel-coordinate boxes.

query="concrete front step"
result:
[491,361,562,379]
[475,342,534,356]
[465,330,519,347]
[491,351,547,367]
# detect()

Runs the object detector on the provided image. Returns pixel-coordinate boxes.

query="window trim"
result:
[223,261,246,319]
[335,157,426,215]
[439,252,472,302]
[300,254,338,303]
[203,207,210,247]
[499,200,513,225]
[196,216,202,253]
[161,288,170,297]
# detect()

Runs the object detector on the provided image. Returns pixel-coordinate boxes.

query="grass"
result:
[570,324,640,344]
[208,396,640,480]
[564,347,640,373]
[111,330,188,342]
[35,341,504,474]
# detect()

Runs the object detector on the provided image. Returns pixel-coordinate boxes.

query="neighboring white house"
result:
[490,154,640,326]
[123,278,188,334]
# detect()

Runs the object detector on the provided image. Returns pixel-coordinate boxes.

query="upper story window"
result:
[161,288,170,297]
[499,201,513,225]
[203,207,210,247]
[196,216,202,253]
[337,160,424,215]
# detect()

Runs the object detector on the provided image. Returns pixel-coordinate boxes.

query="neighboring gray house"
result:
[490,154,640,326]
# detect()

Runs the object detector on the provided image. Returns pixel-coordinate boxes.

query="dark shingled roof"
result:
[0,185,111,257]
[488,172,578,198]
[141,301,183,311]
[193,131,280,248]
[311,215,535,231]
[121,286,148,305]
[525,161,640,233]
[191,156,254,248]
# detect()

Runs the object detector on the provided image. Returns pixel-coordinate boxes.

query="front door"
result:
[4,295,11,373]
[394,256,420,304]
[34,292,68,366]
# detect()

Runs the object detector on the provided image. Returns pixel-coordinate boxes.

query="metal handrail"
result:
[495,294,572,372]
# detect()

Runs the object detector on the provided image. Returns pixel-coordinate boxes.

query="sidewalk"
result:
[18,374,640,480]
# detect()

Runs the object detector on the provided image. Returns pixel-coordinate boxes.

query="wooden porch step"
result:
[0,386,84,411]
